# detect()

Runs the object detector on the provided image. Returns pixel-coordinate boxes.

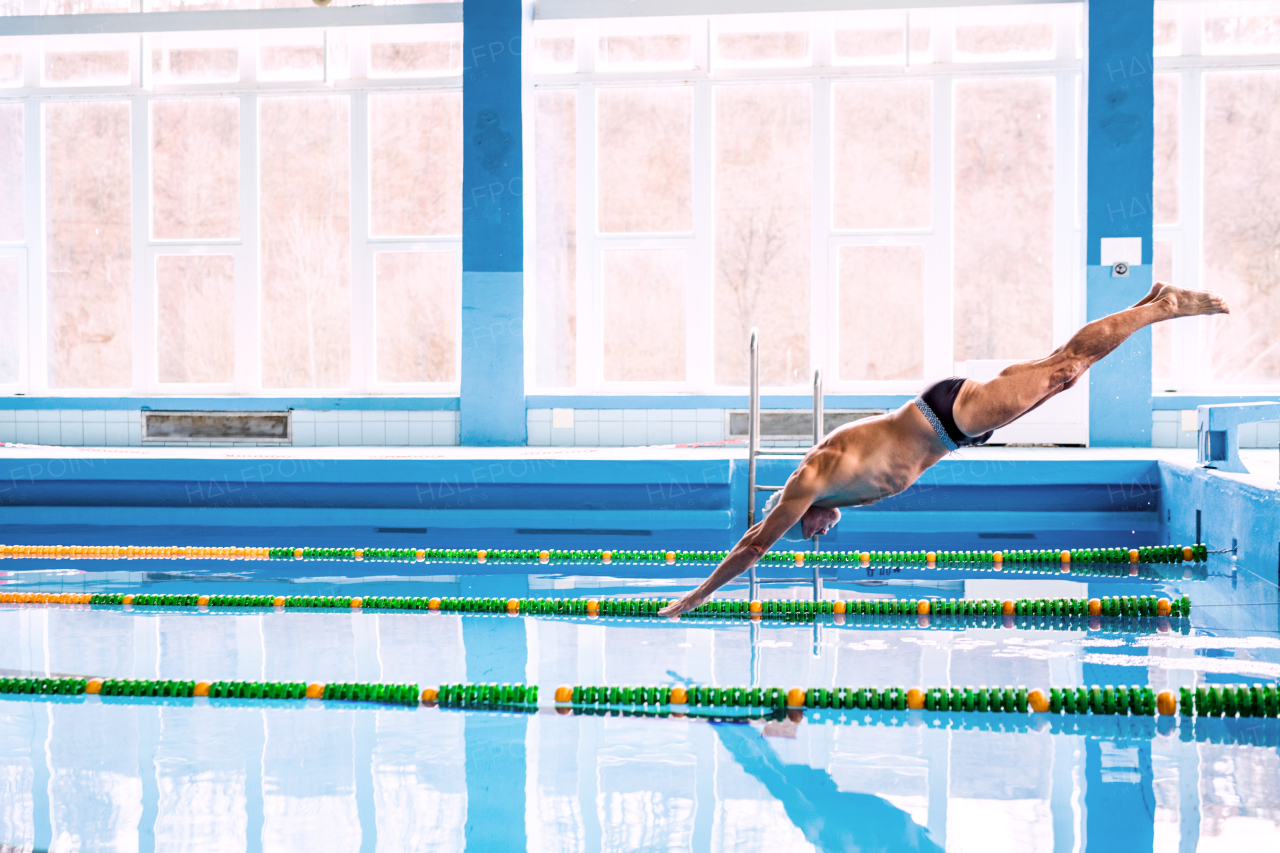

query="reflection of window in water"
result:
[1100,742,1143,784]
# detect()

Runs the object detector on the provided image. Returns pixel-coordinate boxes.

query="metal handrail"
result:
[745,329,825,601]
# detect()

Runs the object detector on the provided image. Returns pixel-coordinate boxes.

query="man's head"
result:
[763,490,840,539]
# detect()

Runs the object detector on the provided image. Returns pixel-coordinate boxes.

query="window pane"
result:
[597,87,692,233]
[715,30,808,66]
[152,98,240,240]
[597,32,692,70]
[535,89,576,388]
[375,252,458,383]
[42,0,128,11]
[44,36,131,86]
[838,246,924,381]
[0,37,21,87]
[1203,71,1280,384]
[953,9,1055,61]
[833,81,930,229]
[368,24,462,78]
[1203,1,1280,55]
[46,101,132,388]
[0,257,17,384]
[715,83,811,386]
[602,249,685,382]
[156,255,234,384]
[1151,241,1174,387]
[1153,74,1179,225]
[1154,1,1181,56]
[534,35,575,72]
[151,33,239,84]
[953,77,1054,364]
[832,10,931,65]
[369,92,461,237]
[0,103,21,242]
[259,30,325,82]
[260,96,350,389]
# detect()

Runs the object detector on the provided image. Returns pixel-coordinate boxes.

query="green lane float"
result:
[0,677,88,696]
[1,542,1211,567]
[3,676,1274,720]
[4,592,1194,631]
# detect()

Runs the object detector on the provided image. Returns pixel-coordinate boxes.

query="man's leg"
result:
[953,282,1229,437]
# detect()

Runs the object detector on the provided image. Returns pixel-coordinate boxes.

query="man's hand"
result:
[659,589,709,618]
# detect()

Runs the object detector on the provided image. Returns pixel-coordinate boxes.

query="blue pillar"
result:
[461,0,525,446]
[1085,0,1154,446]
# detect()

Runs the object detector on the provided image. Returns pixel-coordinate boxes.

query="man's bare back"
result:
[659,282,1230,617]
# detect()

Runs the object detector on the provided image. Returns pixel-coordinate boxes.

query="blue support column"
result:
[1085,0,1155,446]
[461,0,525,445]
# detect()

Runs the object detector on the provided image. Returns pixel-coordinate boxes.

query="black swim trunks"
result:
[914,377,994,452]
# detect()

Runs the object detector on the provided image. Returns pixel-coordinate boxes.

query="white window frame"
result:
[0,3,463,398]
[1152,1,1280,396]
[529,6,1085,396]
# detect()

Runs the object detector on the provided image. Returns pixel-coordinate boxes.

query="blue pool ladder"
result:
[746,329,825,601]
[1196,402,1280,476]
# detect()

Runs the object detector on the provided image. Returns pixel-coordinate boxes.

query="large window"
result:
[531,6,1082,394]
[0,15,462,395]
[1152,1,1280,392]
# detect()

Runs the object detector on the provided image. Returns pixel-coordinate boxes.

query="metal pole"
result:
[748,329,759,602]
[812,368,822,599]
[813,367,823,445]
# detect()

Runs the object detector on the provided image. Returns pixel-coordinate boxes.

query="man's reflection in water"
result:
[712,717,944,853]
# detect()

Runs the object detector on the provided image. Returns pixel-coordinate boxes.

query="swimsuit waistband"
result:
[914,397,959,453]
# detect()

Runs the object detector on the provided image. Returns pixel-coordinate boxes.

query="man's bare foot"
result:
[1156,283,1231,318]
[801,506,841,539]
[1135,280,1168,307]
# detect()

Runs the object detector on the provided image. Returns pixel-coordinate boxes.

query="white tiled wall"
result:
[291,410,460,447]
[0,409,461,447]
[0,409,142,447]
[1152,410,1278,449]
[527,409,724,447]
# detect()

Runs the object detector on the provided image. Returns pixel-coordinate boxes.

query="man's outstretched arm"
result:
[658,470,819,617]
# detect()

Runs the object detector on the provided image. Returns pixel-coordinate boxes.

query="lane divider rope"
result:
[0,543,1210,566]
[0,592,1194,622]
[1,677,1274,720]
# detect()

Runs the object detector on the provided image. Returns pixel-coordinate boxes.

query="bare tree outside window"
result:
[603,249,686,382]
[597,87,692,233]
[259,96,350,389]
[714,83,811,386]
[952,77,1055,365]
[535,88,576,387]
[839,246,925,381]
[375,252,457,383]
[0,103,21,242]
[1154,73,1180,225]
[46,100,132,388]
[0,258,17,384]
[156,255,235,384]
[151,98,240,240]
[0,38,21,86]
[1203,71,1280,383]
[833,80,931,229]
[369,92,461,237]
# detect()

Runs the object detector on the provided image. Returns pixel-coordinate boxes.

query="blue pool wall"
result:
[4,451,1272,565]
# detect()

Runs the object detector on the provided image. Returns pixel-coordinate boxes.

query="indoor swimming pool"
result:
[1,548,1277,852]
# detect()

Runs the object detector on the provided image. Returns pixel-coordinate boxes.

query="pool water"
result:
[1,556,1278,852]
